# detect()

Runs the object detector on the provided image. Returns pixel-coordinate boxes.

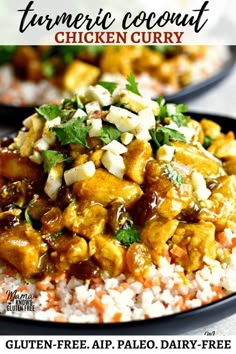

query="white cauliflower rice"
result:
[1,245,236,323]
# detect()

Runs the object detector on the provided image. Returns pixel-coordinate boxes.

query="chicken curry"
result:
[0,77,236,282]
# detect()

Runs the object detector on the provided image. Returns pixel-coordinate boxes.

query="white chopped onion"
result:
[102,140,127,155]
[64,161,96,186]
[87,118,102,137]
[34,138,49,152]
[106,105,140,132]
[101,150,125,179]
[44,164,64,200]
[157,145,176,162]
[85,85,112,107]
[73,108,87,118]
[121,132,134,145]
[42,117,61,145]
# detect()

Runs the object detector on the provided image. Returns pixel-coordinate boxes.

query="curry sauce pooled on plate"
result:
[0,75,236,323]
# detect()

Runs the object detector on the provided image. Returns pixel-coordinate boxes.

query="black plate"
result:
[0,104,35,127]
[0,46,236,125]
[0,112,236,335]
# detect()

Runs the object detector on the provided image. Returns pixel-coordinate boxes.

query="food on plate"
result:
[0,45,231,107]
[0,76,236,323]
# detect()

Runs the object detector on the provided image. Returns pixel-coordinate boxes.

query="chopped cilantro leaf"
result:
[36,104,63,121]
[75,94,84,109]
[203,135,213,149]
[100,124,121,144]
[126,73,141,96]
[156,98,190,127]
[61,98,72,109]
[42,150,72,173]
[114,223,140,246]
[150,126,186,149]
[164,164,184,188]
[24,208,33,226]
[98,81,117,94]
[52,116,91,148]
[156,96,167,121]
[61,94,84,110]
[166,103,189,127]
[157,96,166,108]
[12,203,33,226]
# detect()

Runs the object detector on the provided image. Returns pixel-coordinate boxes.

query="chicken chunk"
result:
[73,168,143,209]
[0,148,43,181]
[141,219,179,266]
[200,119,224,140]
[145,159,162,184]
[208,131,236,158]
[0,223,47,278]
[172,142,222,178]
[63,200,107,239]
[123,139,152,184]
[145,174,193,219]
[50,233,88,272]
[172,221,216,272]
[199,176,236,230]
[215,175,236,198]
[223,157,236,175]
[89,234,125,276]
[126,242,153,278]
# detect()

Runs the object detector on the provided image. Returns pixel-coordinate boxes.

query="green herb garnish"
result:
[114,222,141,246]
[203,135,213,149]
[52,116,91,148]
[24,208,33,226]
[98,81,117,94]
[164,164,184,188]
[157,98,189,127]
[100,124,121,144]
[36,104,63,121]
[12,203,33,226]
[61,94,84,111]
[150,126,186,149]
[126,73,141,96]
[42,150,72,173]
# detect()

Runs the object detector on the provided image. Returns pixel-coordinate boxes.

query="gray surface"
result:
[186,313,236,335]
[186,63,236,118]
